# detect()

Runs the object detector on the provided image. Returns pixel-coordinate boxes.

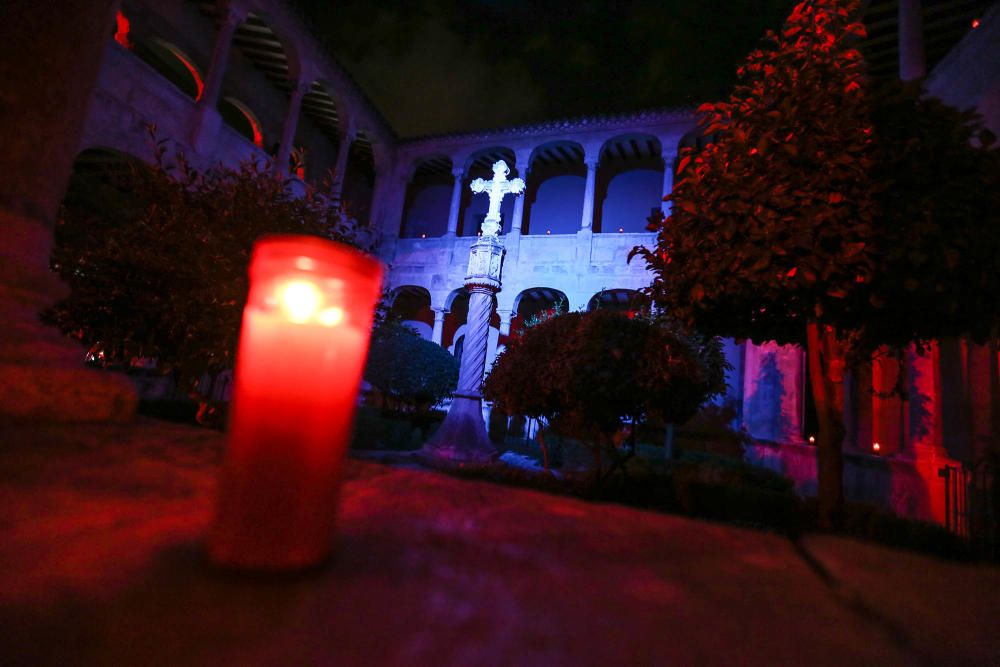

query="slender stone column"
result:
[431,307,447,346]
[0,0,135,421]
[510,191,526,232]
[899,0,926,81]
[330,129,355,202]
[511,148,532,233]
[190,4,246,150]
[456,289,493,396]
[580,157,598,230]
[497,308,513,336]
[200,4,245,109]
[445,167,464,236]
[661,150,676,216]
[275,81,309,175]
[507,182,525,264]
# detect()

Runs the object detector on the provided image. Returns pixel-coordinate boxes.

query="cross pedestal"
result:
[423,161,523,464]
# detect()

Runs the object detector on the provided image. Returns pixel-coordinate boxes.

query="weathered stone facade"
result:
[5,0,999,526]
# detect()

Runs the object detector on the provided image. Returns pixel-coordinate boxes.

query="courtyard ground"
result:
[1,418,998,666]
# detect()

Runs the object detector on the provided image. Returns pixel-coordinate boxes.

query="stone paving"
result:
[1,418,998,666]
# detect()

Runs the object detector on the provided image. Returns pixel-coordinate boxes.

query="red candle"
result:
[208,235,383,570]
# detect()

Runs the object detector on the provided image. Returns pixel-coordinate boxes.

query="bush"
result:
[46,133,371,392]
[364,321,459,411]
[484,310,728,476]
[813,499,971,560]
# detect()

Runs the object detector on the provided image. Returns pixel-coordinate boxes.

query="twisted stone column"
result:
[424,160,519,463]
[456,286,493,396]
[423,238,504,464]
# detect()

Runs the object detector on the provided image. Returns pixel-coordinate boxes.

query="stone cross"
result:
[470,160,525,237]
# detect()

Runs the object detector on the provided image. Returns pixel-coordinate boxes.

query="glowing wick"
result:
[618,227,624,233]
[972,18,980,28]
[873,442,881,454]
[808,435,816,444]
[280,280,321,323]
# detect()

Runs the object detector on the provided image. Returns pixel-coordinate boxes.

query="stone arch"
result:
[508,287,569,339]
[596,134,664,233]
[523,140,585,235]
[231,11,303,91]
[58,148,150,263]
[66,147,147,192]
[676,129,722,177]
[219,96,264,147]
[460,146,517,236]
[400,155,453,238]
[442,287,471,352]
[342,132,376,224]
[586,288,649,315]
[298,80,342,179]
[388,285,433,340]
[131,36,205,100]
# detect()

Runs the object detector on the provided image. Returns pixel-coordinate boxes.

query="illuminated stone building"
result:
[12,0,1000,526]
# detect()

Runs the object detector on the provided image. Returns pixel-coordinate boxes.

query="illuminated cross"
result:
[470,159,525,237]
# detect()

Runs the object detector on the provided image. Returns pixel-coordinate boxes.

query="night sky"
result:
[293,0,796,138]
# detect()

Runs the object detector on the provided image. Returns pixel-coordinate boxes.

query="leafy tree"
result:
[364,320,459,412]
[47,135,372,396]
[632,0,1000,527]
[484,310,727,476]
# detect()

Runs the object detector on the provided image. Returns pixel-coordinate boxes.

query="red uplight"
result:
[160,43,205,101]
[114,11,132,49]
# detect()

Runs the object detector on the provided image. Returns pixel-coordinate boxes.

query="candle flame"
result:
[280,280,322,323]
[318,307,344,327]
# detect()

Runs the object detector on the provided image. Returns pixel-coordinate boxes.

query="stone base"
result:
[0,364,136,423]
[421,396,496,464]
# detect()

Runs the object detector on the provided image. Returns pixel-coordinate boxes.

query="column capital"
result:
[218,1,249,25]
[451,167,464,179]
[432,305,450,314]
[289,78,312,97]
[584,157,599,170]
[514,147,533,171]
[339,126,357,144]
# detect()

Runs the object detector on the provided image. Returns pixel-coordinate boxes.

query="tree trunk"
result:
[807,322,846,529]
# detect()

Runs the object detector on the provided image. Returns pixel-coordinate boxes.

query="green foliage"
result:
[633,0,1000,354]
[631,0,1000,528]
[632,0,876,347]
[863,86,1000,349]
[484,310,727,472]
[46,138,371,386]
[364,321,459,411]
[516,297,566,336]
